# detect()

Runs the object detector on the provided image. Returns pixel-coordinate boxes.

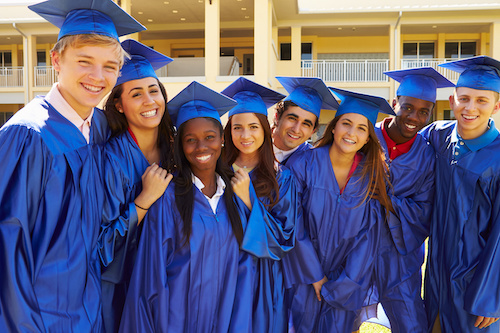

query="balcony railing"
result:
[35,66,58,87]
[301,60,389,82]
[0,67,23,87]
[401,58,461,81]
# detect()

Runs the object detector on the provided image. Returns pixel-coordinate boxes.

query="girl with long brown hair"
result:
[282,87,395,333]
[222,77,301,333]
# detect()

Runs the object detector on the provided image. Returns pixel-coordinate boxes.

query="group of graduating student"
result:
[1,1,500,333]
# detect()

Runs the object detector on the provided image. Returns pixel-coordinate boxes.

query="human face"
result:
[118,77,165,135]
[52,44,121,118]
[450,87,500,140]
[182,118,223,177]
[393,95,434,140]
[273,106,317,150]
[231,113,265,158]
[332,113,370,155]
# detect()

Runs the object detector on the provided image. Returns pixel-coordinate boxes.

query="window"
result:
[0,51,12,67]
[445,42,476,59]
[301,43,312,61]
[280,43,291,61]
[443,109,455,120]
[0,112,14,127]
[403,42,435,59]
[37,51,47,66]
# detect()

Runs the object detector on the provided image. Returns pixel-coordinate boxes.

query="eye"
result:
[150,89,160,94]
[132,92,142,98]
[358,126,366,132]
[302,122,311,128]
[420,110,429,117]
[79,60,90,65]
[232,125,242,130]
[185,137,196,144]
[250,125,259,129]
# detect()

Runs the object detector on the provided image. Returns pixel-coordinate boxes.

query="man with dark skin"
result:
[361,68,454,333]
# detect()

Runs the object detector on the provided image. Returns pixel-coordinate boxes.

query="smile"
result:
[343,138,356,144]
[462,115,478,120]
[196,154,211,162]
[240,141,254,147]
[405,123,417,130]
[82,83,103,93]
[141,110,157,118]
[287,132,300,140]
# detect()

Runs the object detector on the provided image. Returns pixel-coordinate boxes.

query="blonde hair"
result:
[51,34,126,68]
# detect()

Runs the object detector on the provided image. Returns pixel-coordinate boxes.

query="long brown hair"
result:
[223,113,280,207]
[104,78,175,172]
[316,115,392,212]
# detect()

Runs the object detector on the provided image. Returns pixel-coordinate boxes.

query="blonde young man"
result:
[0,1,144,331]
[421,56,500,332]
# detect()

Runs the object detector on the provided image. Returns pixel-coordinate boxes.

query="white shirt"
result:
[192,173,226,214]
[273,144,301,163]
[45,83,93,143]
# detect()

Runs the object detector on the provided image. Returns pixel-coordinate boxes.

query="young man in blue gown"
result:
[421,56,500,332]
[0,1,144,331]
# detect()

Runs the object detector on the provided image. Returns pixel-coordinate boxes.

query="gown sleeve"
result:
[98,151,139,272]
[281,151,325,287]
[464,176,500,318]
[119,193,175,332]
[320,200,382,311]
[240,168,298,260]
[386,156,435,255]
[0,126,49,332]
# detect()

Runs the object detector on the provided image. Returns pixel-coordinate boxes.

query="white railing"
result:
[0,67,23,87]
[301,60,389,82]
[401,58,461,81]
[35,66,58,87]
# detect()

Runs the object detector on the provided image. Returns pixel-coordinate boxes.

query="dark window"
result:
[445,42,476,59]
[280,43,291,60]
[403,42,434,59]
[37,51,46,66]
[301,43,312,60]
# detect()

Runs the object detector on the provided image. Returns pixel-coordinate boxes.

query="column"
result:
[490,22,500,59]
[291,26,301,76]
[119,0,139,41]
[205,0,220,84]
[254,0,271,85]
[26,35,36,101]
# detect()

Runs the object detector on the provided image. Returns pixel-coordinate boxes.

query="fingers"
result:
[475,316,499,329]
[314,287,322,302]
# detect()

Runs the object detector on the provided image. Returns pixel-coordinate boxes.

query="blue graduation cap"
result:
[116,40,173,86]
[384,67,455,103]
[329,87,395,125]
[276,77,339,118]
[29,0,146,41]
[221,77,285,117]
[439,56,500,92]
[168,81,237,128]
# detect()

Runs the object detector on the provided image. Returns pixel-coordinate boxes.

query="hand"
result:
[231,168,252,209]
[474,316,499,329]
[135,163,173,209]
[312,276,328,301]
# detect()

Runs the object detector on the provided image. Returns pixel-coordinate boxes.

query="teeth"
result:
[343,138,355,144]
[463,115,477,120]
[196,155,210,162]
[288,133,299,139]
[406,124,416,129]
[82,83,102,92]
[241,141,253,147]
[141,110,157,117]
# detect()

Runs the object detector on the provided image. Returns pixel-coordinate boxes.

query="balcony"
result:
[401,58,461,81]
[0,67,23,87]
[301,60,389,82]
[35,66,58,87]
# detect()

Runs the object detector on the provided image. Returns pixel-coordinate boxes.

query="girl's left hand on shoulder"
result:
[231,169,252,209]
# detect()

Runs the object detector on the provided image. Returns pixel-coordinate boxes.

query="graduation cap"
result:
[221,77,285,117]
[116,40,173,86]
[439,56,500,92]
[276,76,339,118]
[329,87,395,125]
[384,67,455,103]
[29,0,146,41]
[168,81,237,128]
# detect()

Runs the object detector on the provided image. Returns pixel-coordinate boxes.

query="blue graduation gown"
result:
[239,166,299,333]
[0,97,109,332]
[282,146,383,333]
[371,124,435,333]
[119,182,254,333]
[281,141,312,166]
[98,132,147,333]
[421,120,500,332]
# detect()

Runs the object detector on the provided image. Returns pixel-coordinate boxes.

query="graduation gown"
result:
[371,125,435,332]
[119,182,254,333]
[421,120,500,332]
[281,141,312,166]
[238,166,299,333]
[282,146,383,333]
[0,97,109,332]
[98,131,148,333]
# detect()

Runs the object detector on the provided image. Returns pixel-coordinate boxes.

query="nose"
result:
[88,65,104,82]
[291,121,301,133]
[407,109,418,121]
[241,128,250,138]
[144,92,155,105]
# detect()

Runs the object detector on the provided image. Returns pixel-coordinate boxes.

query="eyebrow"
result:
[128,84,159,95]
[287,112,314,126]
[232,122,260,126]
[76,53,121,66]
